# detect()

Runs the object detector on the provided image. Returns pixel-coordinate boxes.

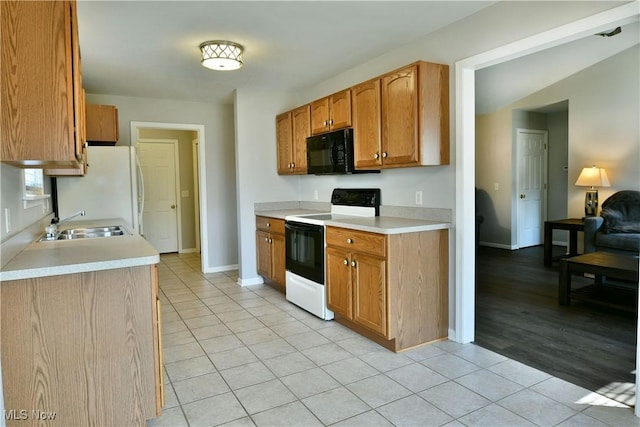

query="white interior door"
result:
[517,129,547,248]
[138,141,179,253]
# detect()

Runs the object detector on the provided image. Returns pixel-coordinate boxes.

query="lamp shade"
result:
[199,40,243,71]
[575,166,610,188]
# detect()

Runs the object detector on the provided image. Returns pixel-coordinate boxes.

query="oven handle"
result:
[285,221,323,234]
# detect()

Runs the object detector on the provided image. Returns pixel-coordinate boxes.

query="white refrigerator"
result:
[56,146,144,233]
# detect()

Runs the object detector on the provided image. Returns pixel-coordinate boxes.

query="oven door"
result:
[285,221,324,284]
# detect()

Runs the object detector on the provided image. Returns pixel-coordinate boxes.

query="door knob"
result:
[171,204,176,209]
[520,194,525,199]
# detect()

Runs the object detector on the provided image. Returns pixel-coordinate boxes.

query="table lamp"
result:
[575,165,610,216]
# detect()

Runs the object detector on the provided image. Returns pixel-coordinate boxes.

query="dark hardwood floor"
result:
[475,245,637,397]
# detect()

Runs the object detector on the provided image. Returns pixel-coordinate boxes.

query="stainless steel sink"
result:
[38,225,130,242]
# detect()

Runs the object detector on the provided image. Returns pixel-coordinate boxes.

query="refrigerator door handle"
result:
[135,152,145,235]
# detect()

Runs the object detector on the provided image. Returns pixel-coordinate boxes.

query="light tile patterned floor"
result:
[148,253,640,427]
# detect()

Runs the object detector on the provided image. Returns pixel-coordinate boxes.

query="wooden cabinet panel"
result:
[326,227,387,337]
[86,104,119,143]
[256,230,272,278]
[291,105,310,174]
[310,97,330,135]
[326,226,386,257]
[1,0,83,170]
[352,79,382,169]
[277,108,308,175]
[1,266,158,426]
[329,89,352,130]
[352,253,387,336]
[382,64,420,167]
[326,247,353,318]
[326,225,449,351]
[310,89,352,135]
[255,216,286,290]
[276,112,293,174]
[271,233,286,288]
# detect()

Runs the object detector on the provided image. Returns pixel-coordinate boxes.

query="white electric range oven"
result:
[284,188,381,320]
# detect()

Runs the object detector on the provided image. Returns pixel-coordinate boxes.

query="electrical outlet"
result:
[494,183,500,191]
[415,191,423,205]
[313,190,319,200]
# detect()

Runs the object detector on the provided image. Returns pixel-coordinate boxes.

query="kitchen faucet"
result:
[46,210,86,237]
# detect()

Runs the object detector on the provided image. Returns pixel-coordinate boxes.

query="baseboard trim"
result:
[203,263,239,274]
[237,276,264,287]
[478,242,517,250]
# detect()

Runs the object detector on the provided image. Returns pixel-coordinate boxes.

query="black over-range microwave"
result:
[306,128,356,175]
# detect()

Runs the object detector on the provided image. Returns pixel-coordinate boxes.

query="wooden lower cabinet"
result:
[256,216,286,291]
[0,265,163,426]
[326,226,448,351]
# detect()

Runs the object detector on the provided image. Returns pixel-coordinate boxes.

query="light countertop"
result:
[256,210,450,235]
[0,219,160,281]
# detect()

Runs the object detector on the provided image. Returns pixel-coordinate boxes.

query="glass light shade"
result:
[575,166,610,188]
[199,41,243,71]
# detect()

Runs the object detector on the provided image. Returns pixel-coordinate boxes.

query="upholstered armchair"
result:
[583,190,640,255]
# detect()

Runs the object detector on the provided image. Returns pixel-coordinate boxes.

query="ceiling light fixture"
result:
[199,40,243,71]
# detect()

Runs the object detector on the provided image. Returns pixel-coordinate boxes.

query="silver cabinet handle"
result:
[343,259,349,265]
[351,260,357,267]
[373,153,379,159]
[347,238,353,244]
[382,152,388,158]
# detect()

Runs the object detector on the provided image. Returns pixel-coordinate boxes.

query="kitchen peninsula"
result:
[256,204,451,352]
[0,219,163,426]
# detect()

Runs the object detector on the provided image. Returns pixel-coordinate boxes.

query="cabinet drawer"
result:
[256,216,284,234]
[326,226,386,257]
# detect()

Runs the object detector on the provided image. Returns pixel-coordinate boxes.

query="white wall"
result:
[233,89,299,283]
[85,93,238,270]
[476,45,639,246]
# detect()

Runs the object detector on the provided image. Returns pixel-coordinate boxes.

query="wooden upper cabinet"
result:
[276,111,293,174]
[291,105,310,174]
[381,62,449,168]
[310,89,352,135]
[352,79,382,169]
[86,104,119,144]
[277,106,309,175]
[1,0,84,170]
[381,64,420,167]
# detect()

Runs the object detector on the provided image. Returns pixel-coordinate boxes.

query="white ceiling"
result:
[76,1,639,112]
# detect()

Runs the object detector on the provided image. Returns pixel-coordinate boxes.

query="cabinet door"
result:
[310,97,330,135]
[276,112,293,174]
[86,104,119,143]
[1,0,80,167]
[291,105,310,174]
[352,80,382,169]
[326,247,353,318]
[381,64,420,167]
[329,89,352,130]
[352,253,387,336]
[271,232,286,289]
[256,230,272,278]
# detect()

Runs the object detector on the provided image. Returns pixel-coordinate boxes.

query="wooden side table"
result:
[544,218,584,267]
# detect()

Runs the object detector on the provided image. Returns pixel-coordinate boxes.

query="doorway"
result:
[131,121,208,271]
